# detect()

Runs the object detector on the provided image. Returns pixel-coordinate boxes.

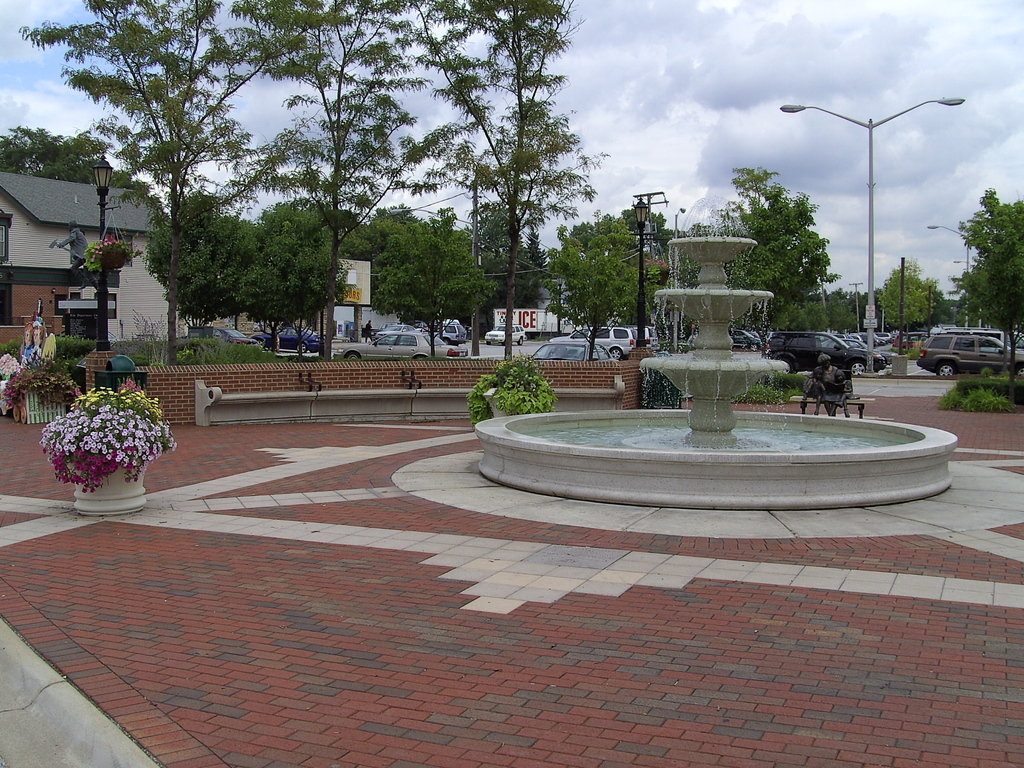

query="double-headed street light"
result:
[633,198,650,349]
[780,98,965,367]
[928,223,973,324]
[92,156,114,353]
[927,224,971,271]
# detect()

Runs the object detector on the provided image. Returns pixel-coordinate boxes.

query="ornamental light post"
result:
[633,198,650,349]
[780,98,965,368]
[92,156,114,352]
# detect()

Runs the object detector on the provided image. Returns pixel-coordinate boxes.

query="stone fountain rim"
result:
[474,410,958,509]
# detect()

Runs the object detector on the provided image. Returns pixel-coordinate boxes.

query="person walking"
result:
[362,321,373,342]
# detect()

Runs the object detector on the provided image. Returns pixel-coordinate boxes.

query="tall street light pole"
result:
[92,157,114,353]
[633,198,650,350]
[780,98,965,369]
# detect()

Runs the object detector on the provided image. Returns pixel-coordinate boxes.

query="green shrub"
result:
[939,386,1013,412]
[176,340,278,365]
[950,376,1024,405]
[467,356,557,425]
[734,381,786,404]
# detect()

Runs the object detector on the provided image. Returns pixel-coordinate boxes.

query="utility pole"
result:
[849,281,862,332]
[471,183,481,357]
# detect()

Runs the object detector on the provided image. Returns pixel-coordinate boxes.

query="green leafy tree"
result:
[243,203,332,345]
[25,0,288,362]
[727,168,834,333]
[545,220,635,357]
[146,200,256,326]
[372,209,492,352]
[0,127,119,184]
[263,0,448,359]
[419,0,599,356]
[877,260,942,335]
[961,189,1024,395]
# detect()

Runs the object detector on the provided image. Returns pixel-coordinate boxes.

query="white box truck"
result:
[493,308,572,339]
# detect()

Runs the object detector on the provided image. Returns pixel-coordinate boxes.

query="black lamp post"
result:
[92,157,113,352]
[633,199,650,349]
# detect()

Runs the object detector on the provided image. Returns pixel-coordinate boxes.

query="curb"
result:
[0,619,160,768]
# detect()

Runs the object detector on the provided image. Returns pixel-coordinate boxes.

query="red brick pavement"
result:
[1,397,1023,768]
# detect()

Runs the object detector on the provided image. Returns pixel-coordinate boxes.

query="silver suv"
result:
[552,326,640,360]
[917,334,1024,376]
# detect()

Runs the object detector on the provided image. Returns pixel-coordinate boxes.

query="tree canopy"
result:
[877,259,942,334]
[372,209,492,351]
[726,167,834,331]
[545,219,635,356]
[419,0,598,355]
[25,0,289,361]
[262,0,447,359]
[960,189,1024,389]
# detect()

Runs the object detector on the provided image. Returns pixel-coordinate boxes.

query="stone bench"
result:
[789,395,875,419]
[194,375,626,426]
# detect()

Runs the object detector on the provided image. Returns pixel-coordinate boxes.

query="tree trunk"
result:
[165,217,181,365]
[504,212,519,359]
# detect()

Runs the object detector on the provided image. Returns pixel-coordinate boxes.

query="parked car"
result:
[767,331,887,374]
[372,323,421,339]
[484,324,527,345]
[186,326,261,345]
[916,334,1024,376]
[341,332,468,359]
[730,329,761,350]
[440,320,467,345]
[551,326,639,360]
[532,341,613,362]
[251,326,322,353]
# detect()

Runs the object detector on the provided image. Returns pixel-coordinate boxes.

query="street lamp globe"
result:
[92,156,113,191]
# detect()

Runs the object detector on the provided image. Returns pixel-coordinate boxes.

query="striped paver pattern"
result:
[2,396,1023,768]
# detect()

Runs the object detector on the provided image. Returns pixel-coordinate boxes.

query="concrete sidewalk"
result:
[1,396,1023,768]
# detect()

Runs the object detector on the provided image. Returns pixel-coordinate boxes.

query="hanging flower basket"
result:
[84,236,138,272]
[646,259,670,286]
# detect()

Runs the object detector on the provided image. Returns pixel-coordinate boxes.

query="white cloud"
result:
[4,0,1024,302]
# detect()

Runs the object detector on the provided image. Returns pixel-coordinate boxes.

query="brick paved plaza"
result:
[1,395,1023,768]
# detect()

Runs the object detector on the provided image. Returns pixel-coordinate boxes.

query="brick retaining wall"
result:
[84,355,644,424]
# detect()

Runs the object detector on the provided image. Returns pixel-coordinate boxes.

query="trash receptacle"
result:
[94,354,148,390]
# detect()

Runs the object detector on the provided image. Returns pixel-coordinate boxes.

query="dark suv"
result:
[916,334,1024,376]
[767,331,887,374]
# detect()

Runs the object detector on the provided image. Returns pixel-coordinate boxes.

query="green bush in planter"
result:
[467,356,557,425]
[949,376,1024,406]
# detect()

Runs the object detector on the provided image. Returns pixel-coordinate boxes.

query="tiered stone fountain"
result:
[642,237,788,447]
[475,234,957,510]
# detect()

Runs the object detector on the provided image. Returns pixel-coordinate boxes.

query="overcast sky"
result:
[3,0,1022,299]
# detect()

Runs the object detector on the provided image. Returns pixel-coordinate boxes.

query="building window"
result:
[0,215,9,264]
